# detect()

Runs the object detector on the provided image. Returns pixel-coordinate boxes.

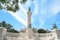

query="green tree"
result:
[7,28,19,33]
[0,0,28,12]
[6,24,13,30]
[38,29,47,33]
[0,23,2,27]
[52,23,58,30]
[20,0,27,4]
[1,21,13,29]
[2,21,6,27]
[0,21,19,33]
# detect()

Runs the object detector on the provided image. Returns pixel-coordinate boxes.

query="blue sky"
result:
[0,0,60,30]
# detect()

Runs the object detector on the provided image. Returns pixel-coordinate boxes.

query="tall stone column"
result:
[26,8,36,40]
[27,7,32,28]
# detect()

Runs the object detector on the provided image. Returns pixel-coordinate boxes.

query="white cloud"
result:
[18,3,27,17]
[26,0,32,7]
[41,0,47,5]
[31,18,36,24]
[39,18,44,28]
[50,6,60,15]
[40,9,47,16]
[48,0,60,16]
[8,11,27,26]
[33,1,39,16]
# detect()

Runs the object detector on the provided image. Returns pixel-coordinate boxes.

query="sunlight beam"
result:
[8,11,27,26]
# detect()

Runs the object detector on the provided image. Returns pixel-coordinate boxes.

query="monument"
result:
[0,8,60,40]
[27,7,32,28]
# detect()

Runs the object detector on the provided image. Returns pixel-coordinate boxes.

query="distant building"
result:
[0,8,60,40]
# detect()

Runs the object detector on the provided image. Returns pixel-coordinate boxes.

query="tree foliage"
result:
[2,21,6,27]
[52,23,58,30]
[37,29,47,33]
[1,21,13,30]
[7,28,19,33]
[0,21,19,33]
[0,0,28,12]
[20,0,27,4]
